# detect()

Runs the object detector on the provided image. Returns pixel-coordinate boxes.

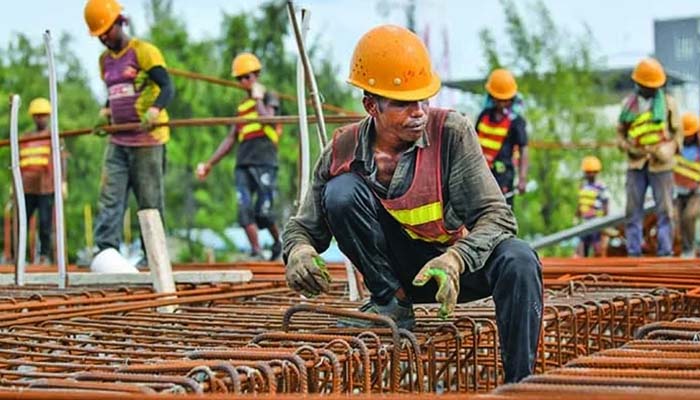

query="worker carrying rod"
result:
[84,0,175,269]
[282,25,543,383]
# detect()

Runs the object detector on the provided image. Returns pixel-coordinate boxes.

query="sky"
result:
[2,0,700,99]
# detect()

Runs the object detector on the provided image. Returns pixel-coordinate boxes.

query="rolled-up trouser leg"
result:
[625,168,649,256]
[649,170,674,256]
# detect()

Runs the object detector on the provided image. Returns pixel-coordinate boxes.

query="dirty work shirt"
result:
[236,92,280,167]
[100,38,170,147]
[283,111,518,273]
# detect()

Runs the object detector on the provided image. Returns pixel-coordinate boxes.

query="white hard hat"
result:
[90,248,139,273]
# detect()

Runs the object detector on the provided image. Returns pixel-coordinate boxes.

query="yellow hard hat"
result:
[84,0,123,37]
[27,97,51,116]
[632,57,666,89]
[485,69,518,100]
[682,112,700,137]
[347,25,441,101]
[581,156,602,173]
[231,53,262,78]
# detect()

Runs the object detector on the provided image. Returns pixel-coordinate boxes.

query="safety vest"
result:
[673,150,700,190]
[19,139,51,171]
[329,108,466,245]
[578,182,606,220]
[476,113,511,168]
[236,98,280,145]
[627,111,668,147]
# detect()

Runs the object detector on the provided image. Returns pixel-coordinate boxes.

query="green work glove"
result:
[92,108,111,137]
[285,244,332,297]
[140,106,160,131]
[412,249,465,320]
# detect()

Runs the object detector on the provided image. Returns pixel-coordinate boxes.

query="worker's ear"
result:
[362,95,380,118]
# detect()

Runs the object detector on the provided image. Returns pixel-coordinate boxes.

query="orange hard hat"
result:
[581,156,602,173]
[682,112,700,137]
[347,25,440,101]
[485,68,518,100]
[84,0,123,36]
[631,57,666,89]
[231,52,262,78]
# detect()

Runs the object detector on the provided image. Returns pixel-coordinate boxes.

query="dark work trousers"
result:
[322,173,543,383]
[94,143,166,252]
[493,167,515,208]
[625,167,674,256]
[25,193,54,257]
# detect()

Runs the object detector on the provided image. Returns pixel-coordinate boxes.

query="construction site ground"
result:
[0,258,699,399]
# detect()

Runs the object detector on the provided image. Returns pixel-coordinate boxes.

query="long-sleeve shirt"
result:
[283,110,518,273]
[616,93,681,172]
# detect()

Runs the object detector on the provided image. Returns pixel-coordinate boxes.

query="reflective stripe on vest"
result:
[328,109,467,245]
[476,113,511,168]
[237,98,279,144]
[628,111,667,146]
[578,186,604,219]
[19,143,50,170]
[673,154,700,189]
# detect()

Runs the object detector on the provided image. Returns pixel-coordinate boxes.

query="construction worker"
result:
[196,53,283,261]
[617,57,681,257]
[475,68,529,207]
[282,25,542,383]
[673,113,700,258]
[575,156,609,257]
[19,98,67,264]
[84,0,175,267]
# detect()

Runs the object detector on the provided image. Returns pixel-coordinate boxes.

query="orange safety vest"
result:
[329,108,466,245]
[627,111,668,147]
[19,139,51,171]
[673,154,700,190]
[236,98,280,145]
[476,113,511,168]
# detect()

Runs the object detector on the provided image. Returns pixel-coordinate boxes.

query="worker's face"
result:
[494,98,513,112]
[585,172,597,182]
[236,71,259,90]
[32,114,49,131]
[636,84,657,99]
[99,19,125,51]
[364,95,429,143]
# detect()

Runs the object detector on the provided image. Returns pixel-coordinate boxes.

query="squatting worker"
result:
[281,25,543,383]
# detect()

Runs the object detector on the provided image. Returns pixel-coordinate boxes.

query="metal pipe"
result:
[286,1,328,147]
[44,30,66,289]
[9,94,26,286]
[295,8,311,204]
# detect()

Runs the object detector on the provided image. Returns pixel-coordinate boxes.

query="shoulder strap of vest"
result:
[329,121,362,176]
[426,108,451,144]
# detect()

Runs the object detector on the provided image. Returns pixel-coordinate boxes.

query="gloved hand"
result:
[140,106,160,131]
[652,141,676,163]
[92,108,111,137]
[412,249,464,319]
[285,244,331,297]
[251,82,266,100]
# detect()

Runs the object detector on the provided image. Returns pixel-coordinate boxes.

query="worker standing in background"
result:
[19,98,67,264]
[196,52,283,261]
[475,69,529,207]
[282,25,542,383]
[84,0,175,268]
[617,57,680,257]
[673,113,700,258]
[575,156,609,257]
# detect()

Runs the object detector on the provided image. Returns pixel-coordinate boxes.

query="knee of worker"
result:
[494,238,542,291]
[322,173,374,220]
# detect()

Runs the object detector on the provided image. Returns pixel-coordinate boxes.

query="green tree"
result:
[478,0,625,255]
